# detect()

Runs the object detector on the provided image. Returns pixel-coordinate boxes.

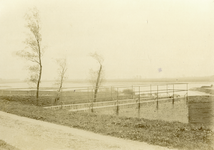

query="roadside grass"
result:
[0,96,54,106]
[0,140,19,150]
[0,96,213,150]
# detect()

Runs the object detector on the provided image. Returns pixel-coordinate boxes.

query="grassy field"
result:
[0,96,213,150]
[0,140,19,150]
[0,90,134,106]
[96,98,189,124]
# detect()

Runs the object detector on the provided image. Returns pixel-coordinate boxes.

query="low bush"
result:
[122,89,135,95]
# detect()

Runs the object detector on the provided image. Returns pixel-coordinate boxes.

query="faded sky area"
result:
[0,0,214,80]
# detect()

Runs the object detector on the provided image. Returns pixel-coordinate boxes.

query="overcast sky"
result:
[0,0,214,80]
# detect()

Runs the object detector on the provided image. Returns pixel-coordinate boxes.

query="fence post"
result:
[150,84,152,98]
[91,88,94,112]
[87,87,89,103]
[91,88,93,102]
[186,83,189,104]
[138,86,141,117]
[132,85,134,99]
[116,87,119,115]
[156,85,158,110]
[60,90,63,109]
[166,84,168,96]
[172,84,174,105]
[111,86,113,101]
[91,102,94,112]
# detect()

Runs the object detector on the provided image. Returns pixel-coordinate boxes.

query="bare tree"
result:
[16,8,43,105]
[54,58,67,104]
[89,52,104,102]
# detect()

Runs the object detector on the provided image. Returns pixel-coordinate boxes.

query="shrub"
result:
[122,89,135,95]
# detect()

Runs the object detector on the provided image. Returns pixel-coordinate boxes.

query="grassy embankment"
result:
[0,96,213,150]
[188,96,214,127]
[190,87,214,95]
[0,140,19,150]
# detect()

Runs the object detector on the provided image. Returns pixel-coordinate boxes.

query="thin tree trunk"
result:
[94,65,102,102]
[58,75,64,93]
[55,75,64,104]
[36,40,42,106]
[36,64,42,105]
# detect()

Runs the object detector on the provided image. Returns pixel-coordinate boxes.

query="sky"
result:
[0,0,214,80]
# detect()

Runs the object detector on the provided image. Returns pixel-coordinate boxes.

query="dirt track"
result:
[0,111,175,150]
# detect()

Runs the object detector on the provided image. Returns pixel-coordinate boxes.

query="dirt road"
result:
[0,111,175,150]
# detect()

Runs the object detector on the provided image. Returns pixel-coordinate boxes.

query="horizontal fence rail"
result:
[0,83,188,111]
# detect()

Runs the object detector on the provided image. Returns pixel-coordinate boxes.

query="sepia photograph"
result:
[0,0,214,149]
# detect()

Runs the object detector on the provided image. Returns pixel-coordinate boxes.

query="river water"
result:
[0,80,213,89]
[0,81,213,97]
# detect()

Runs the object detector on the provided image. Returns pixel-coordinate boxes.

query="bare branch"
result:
[28,65,39,73]
[16,50,39,64]
[89,52,104,65]
[29,74,39,84]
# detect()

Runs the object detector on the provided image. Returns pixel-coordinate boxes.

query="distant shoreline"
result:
[0,77,214,84]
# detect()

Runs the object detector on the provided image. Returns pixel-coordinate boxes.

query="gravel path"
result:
[0,111,175,150]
